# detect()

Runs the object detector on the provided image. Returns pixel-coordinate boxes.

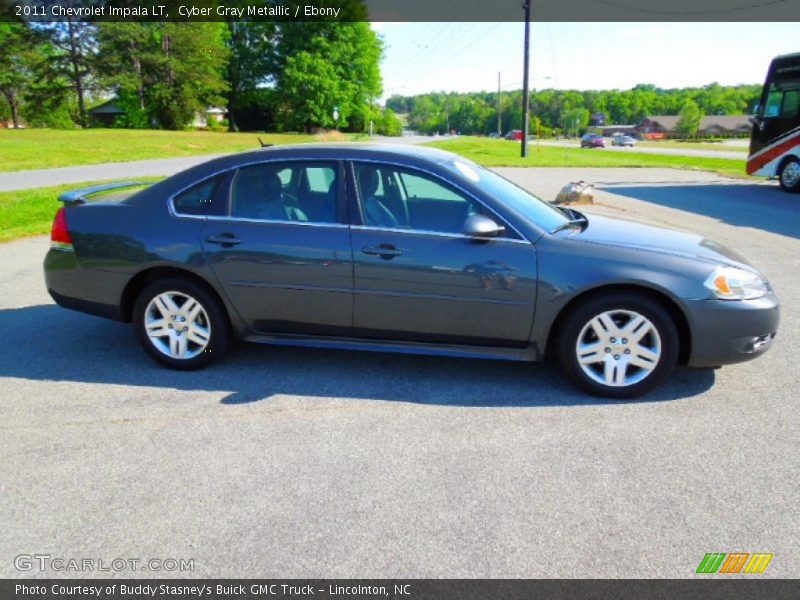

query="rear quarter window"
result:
[172,177,222,216]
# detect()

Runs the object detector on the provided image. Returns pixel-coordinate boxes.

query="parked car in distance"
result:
[505,129,523,140]
[581,133,605,148]
[44,144,779,399]
[612,135,637,147]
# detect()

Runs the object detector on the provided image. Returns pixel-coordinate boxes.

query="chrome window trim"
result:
[349,158,530,244]
[350,225,531,245]
[165,155,531,245]
[207,214,348,229]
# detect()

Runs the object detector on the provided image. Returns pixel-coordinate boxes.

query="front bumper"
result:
[683,292,780,367]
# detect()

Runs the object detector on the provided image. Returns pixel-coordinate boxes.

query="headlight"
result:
[703,267,768,300]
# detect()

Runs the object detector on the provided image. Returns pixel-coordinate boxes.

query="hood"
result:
[567,213,756,270]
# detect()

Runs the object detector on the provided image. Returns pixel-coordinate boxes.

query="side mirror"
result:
[463,214,505,238]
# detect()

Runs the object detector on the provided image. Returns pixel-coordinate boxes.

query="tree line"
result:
[0,16,403,135]
[386,83,762,136]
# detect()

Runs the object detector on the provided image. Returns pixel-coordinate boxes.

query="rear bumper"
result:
[684,292,780,367]
[48,289,124,321]
[44,249,126,321]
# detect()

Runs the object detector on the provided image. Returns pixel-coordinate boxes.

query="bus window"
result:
[763,81,800,118]
[764,88,782,117]
[781,89,799,118]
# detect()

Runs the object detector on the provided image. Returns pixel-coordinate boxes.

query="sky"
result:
[372,22,799,102]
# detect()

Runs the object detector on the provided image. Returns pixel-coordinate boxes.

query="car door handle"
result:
[362,244,403,258]
[205,233,241,246]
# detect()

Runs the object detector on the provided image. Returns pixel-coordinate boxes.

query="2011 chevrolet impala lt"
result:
[44,144,779,398]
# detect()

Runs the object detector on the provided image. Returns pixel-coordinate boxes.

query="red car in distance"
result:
[581,133,605,148]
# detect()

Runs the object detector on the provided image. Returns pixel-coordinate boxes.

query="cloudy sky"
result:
[373,22,798,101]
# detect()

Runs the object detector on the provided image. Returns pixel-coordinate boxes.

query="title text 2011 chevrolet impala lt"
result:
[44,144,779,398]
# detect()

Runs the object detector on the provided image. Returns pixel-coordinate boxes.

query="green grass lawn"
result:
[425,137,748,178]
[0,178,162,243]
[0,128,363,172]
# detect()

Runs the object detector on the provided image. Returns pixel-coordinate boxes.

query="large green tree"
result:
[96,22,229,129]
[676,99,703,138]
[225,21,276,131]
[95,23,151,114]
[0,23,38,128]
[147,23,229,129]
[275,21,382,132]
[35,20,97,127]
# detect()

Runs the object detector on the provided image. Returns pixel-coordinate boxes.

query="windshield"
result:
[448,161,569,233]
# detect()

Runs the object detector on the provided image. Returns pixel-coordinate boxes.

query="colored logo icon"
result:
[696,552,773,574]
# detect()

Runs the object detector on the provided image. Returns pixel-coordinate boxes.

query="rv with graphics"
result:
[747,52,800,192]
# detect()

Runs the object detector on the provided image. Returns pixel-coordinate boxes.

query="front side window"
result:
[444,160,568,234]
[230,162,339,224]
[354,163,486,235]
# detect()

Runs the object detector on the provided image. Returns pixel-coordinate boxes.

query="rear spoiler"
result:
[57,181,144,206]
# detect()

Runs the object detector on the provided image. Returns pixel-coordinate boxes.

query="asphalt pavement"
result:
[1,167,797,578]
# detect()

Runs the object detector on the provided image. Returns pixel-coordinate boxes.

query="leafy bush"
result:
[376,108,403,136]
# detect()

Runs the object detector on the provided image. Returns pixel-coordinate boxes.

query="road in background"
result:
[0,136,433,192]
[0,135,751,192]
[537,138,748,160]
[1,168,797,578]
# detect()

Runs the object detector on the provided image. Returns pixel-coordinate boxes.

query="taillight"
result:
[50,207,74,250]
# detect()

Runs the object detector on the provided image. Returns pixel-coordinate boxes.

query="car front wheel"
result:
[133,278,230,370]
[557,294,679,399]
[778,157,800,192]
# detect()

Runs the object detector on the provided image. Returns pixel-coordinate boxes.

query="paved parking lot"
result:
[1,168,797,578]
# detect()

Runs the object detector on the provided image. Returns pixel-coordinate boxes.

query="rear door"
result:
[348,161,537,347]
[201,160,353,336]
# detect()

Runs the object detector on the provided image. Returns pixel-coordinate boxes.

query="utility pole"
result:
[497,72,502,137]
[521,0,531,157]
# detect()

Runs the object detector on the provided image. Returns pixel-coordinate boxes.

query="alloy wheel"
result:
[144,291,211,360]
[575,309,662,387]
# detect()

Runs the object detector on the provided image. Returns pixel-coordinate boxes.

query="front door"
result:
[202,160,353,336]
[349,162,537,347]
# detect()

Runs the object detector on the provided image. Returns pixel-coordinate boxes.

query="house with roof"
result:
[637,114,752,139]
[87,99,126,127]
[87,98,227,129]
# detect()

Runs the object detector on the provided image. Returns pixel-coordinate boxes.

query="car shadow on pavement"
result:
[602,183,800,239]
[0,305,715,407]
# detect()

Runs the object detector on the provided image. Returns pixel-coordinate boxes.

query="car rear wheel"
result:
[778,157,800,192]
[556,293,679,399]
[133,278,230,370]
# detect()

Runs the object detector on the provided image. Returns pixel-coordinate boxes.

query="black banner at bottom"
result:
[2,580,799,600]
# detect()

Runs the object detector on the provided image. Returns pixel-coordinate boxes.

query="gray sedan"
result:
[44,144,779,398]
[612,135,637,147]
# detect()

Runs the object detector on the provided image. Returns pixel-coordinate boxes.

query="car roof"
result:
[157,142,467,195]
[212,142,461,169]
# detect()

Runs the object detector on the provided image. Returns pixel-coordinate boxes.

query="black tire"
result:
[133,277,230,370]
[778,157,800,192]
[556,293,679,399]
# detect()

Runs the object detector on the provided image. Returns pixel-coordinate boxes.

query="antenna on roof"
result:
[258,137,274,148]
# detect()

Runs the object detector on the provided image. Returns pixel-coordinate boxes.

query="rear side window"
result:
[173,177,221,216]
[230,161,339,224]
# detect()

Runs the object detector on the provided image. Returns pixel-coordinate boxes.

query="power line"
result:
[402,22,504,89]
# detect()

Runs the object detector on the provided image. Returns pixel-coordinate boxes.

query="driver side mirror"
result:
[463,214,505,238]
